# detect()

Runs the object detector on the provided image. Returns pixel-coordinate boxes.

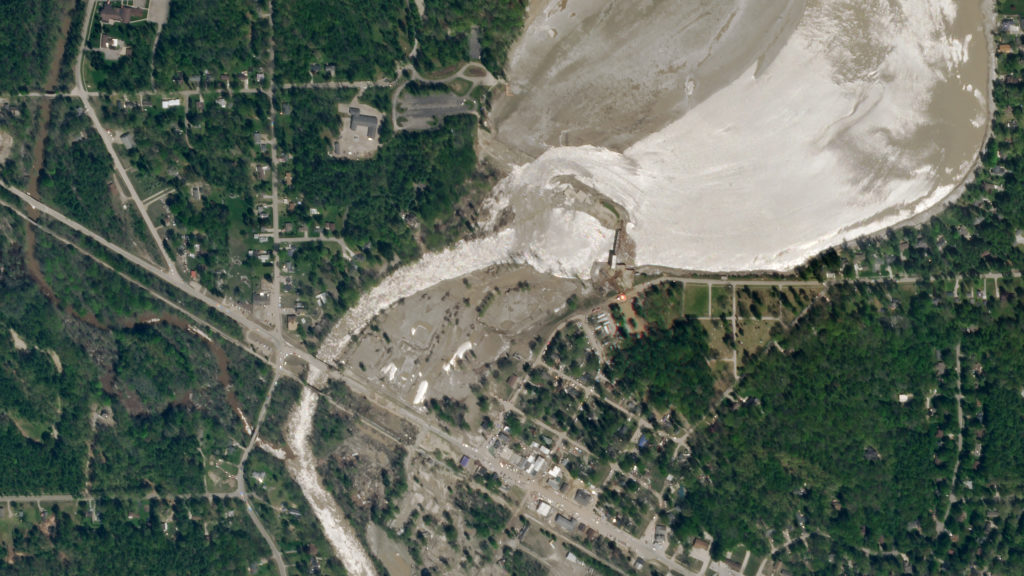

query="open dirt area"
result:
[484,0,992,272]
[318,222,612,363]
[331,100,382,159]
[365,523,414,576]
[342,264,583,408]
[146,0,169,25]
[8,329,27,351]
[285,387,377,576]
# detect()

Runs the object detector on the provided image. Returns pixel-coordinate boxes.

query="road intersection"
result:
[0,3,846,573]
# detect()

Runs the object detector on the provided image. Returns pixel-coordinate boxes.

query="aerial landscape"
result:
[4,0,1024,575]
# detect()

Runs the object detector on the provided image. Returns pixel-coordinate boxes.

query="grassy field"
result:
[711,285,732,317]
[448,77,472,96]
[744,554,763,576]
[683,283,710,316]
[736,319,778,356]
[700,318,732,361]
[999,1,1024,16]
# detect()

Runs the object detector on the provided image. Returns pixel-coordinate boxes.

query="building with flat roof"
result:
[573,489,592,505]
[554,513,575,532]
[536,501,551,517]
[348,107,379,139]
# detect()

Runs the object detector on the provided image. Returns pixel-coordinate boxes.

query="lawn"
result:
[999,1,1024,16]
[448,77,473,96]
[683,283,710,316]
[736,319,779,356]
[711,285,732,317]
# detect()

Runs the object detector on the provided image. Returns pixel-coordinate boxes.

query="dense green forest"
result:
[271,0,527,80]
[90,402,206,494]
[665,277,1024,574]
[0,234,99,494]
[2,498,271,575]
[153,0,258,86]
[38,98,155,255]
[0,99,43,189]
[274,0,412,83]
[606,317,714,422]
[39,99,114,224]
[670,283,953,548]
[0,204,266,498]
[278,88,478,260]
[55,0,88,92]
[0,0,62,91]
[412,0,527,74]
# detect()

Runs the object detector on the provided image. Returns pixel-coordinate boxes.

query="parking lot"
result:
[396,93,475,131]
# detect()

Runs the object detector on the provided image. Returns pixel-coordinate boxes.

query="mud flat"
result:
[305,1,992,566]
[321,0,991,362]
[491,0,807,154]
[490,0,992,272]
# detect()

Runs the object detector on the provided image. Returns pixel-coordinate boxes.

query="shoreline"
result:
[319,0,997,365]
[490,0,992,274]
[883,0,998,235]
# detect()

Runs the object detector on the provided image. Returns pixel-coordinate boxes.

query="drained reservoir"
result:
[490,0,992,271]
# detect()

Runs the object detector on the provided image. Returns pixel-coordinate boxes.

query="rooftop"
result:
[348,107,379,139]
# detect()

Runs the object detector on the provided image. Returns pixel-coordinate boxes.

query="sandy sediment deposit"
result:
[490,0,808,155]
[319,0,990,362]
[490,0,991,271]
[318,208,612,361]
[285,387,377,576]
[307,0,991,565]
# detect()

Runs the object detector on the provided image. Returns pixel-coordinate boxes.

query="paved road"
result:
[238,375,287,576]
[328,364,697,575]
[5,18,969,571]
[0,494,76,503]
[71,0,175,275]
